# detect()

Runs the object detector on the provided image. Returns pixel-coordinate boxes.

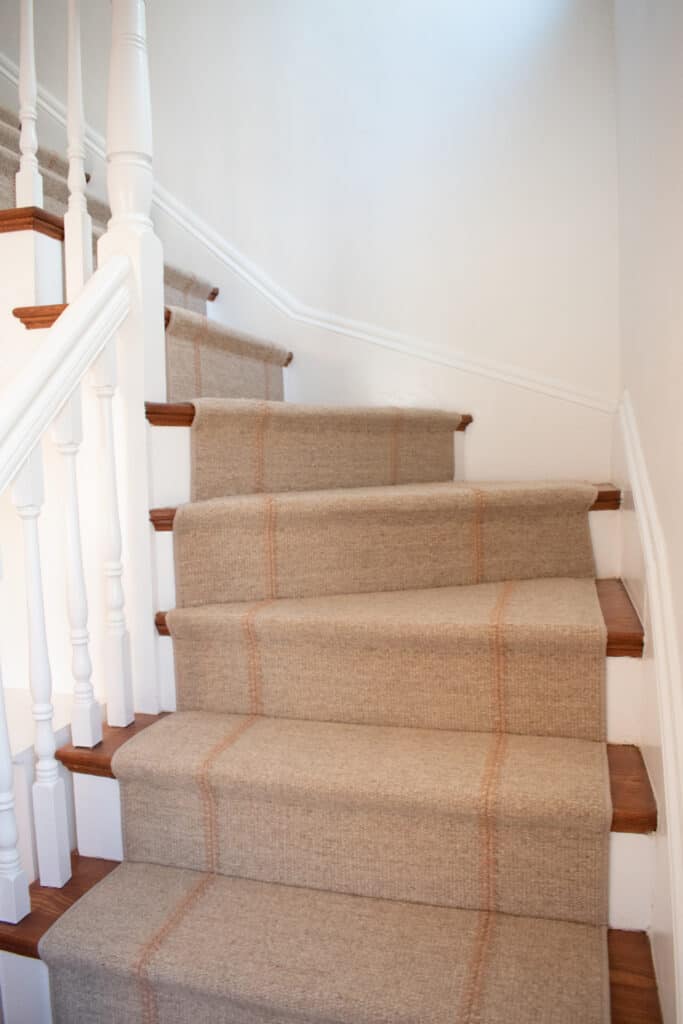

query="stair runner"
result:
[0,106,216,318]
[40,398,613,1022]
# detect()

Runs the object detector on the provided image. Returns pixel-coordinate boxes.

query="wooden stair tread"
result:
[0,859,662,1024]
[145,401,474,431]
[0,853,117,958]
[55,713,163,779]
[0,206,64,240]
[54,714,656,834]
[597,579,644,657]
[12,302,67,330]
[155,578,644,659]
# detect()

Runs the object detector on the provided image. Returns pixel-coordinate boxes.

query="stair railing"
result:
[0,0,166,916]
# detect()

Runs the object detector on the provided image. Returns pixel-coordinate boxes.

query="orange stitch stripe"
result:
[193,336,202,395]
[198,716,258,873]
[135,872,216,1024]
[458,910,496,1024]
[490,581,515,734]
[253,401,270,493]
[243,599,275,714]
[471,488,486,583]
[389,409,403,485]
[458,733,507,1023]
[263,495,278,599]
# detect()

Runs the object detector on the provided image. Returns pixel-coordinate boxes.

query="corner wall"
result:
[612,3,683,1020]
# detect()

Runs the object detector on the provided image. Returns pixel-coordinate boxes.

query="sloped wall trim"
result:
[619,390,683,1021]
[0,49,617,415]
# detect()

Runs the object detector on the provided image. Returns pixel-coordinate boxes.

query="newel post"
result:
[97,0,164,716]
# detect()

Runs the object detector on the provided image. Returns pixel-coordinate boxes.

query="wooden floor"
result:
[0,855,663,1021]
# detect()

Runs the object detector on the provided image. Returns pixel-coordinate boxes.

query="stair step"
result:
[33,860,659,1023]
[156,578,606,738]
[55,717,656,836]
[155,577,644,659]
[164,309,293,405]
[0,855,659,1022]
[168,481,598,606]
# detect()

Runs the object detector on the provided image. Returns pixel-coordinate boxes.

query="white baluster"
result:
[13,448,71,887]
[92,342,134,727]
[98,0,165,715]
[64,0,93,296]
[53,392,103,748]
[0,554,30,923]
[15,0,43,207]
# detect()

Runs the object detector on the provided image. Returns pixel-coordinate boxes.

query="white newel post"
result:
[92,342,134,726]
[12,448,72,888]
[64,0,94,293]
[0,557,30,923]
[15,0,43,207]
[53,394,103,748]
[97,0,164,715]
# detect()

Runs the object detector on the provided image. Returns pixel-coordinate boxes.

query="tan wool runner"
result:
[112,713,611,926]
[167,576,607,740]
[165,306,291,403]
[173,481,598,606]
[40,862,610,1024]
[190,399,465,500]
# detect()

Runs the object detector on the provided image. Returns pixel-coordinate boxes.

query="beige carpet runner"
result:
[190,399,465,499]
[40,398,612,1022]
[167,577,606,739]
[42,864,609,1024]
[165,307,292,403]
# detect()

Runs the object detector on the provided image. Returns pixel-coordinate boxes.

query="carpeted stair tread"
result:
[165,306,291,403]
[174,480,597,606]
[112,712,610,924]
[167,576,606,740]
[39,861,609,1024]
[189,398,465,499]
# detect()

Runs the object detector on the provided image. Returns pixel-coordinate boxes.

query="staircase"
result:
[40,390,658,1023]
[0,1,666,1022]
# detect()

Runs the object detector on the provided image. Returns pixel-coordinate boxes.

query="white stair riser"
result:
[0,951,52,1024]
[70,770,655,930]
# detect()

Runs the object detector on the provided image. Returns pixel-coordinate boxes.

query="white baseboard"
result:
[618,392,683,1021]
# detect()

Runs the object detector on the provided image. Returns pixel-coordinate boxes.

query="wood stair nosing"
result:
[145,401,474,431]
[12,302,67,330]
[0,857,664,1024]
[0,206,65,240]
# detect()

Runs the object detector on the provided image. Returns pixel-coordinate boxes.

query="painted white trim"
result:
[0,49,617,415]
[619,390,683,1019]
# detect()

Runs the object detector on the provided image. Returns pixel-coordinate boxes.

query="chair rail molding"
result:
[619,390,683,1022]
[0,47,617,417]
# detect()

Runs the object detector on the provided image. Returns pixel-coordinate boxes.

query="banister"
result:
[0,254,131,494]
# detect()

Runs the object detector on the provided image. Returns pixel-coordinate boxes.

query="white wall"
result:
[0,0,621,481]
[612,3,683,1021]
